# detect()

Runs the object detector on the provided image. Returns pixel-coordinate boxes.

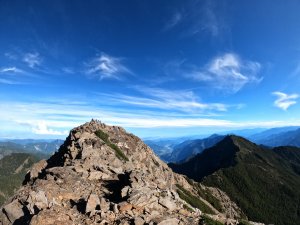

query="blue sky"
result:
[1,0,300,139]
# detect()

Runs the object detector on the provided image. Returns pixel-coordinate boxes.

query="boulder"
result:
[2,200,24,223]
[158,197,177,211]
[157,218,179,225]
[26,160,47,182]
[118,202,133,212]
[86,194,100,214]
[99,197,110,212]
[27,190,48,213]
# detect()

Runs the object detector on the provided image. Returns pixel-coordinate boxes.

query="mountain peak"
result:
[221,135,259,154]
[170,134,260,182]
[1,120,243,225]
[170,133,300,225]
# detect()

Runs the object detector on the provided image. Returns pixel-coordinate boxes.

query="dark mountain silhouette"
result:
[169,135,300,225]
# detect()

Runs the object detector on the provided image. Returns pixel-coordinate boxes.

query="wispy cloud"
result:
[23,52,42,68]
[290,61,300,78]
[189,53,262,94]
[62,67,75,74]
[4,52,18,60]
[2,99,300,137]
[199,0,224,37]
[0,67,23,74]
[2,96,300,139]
[0,78,21,85]
[272,91,299,110]
[86,52,132,80]
[166,1,229,38]
[164,12,183,31]
[0,67,25,84]
[99,87,231,114]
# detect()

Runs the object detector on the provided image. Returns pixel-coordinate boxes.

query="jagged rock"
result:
[86,193,100,214]
[30,209,73,225]
[112,203,119,213]
[25,159,47,183]
[158,197,177,211]
[134,216,145,225]
[157,218,179,225]
[27,190,48,213]
[2,200,24,223]
[118,202,133,212]
[121,186,130,198]
[99,197,110,212]
[88,171,110,180]
[0,120,246,225]
[206,186,242,219]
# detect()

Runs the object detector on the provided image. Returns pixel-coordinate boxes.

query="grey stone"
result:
[157,218,179,225]
[3,200,24,223]
[86,194,100,213]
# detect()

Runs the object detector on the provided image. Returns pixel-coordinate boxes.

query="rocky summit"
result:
[0,120,243,225]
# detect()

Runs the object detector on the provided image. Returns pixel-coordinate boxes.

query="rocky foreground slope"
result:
[0,120,245,225]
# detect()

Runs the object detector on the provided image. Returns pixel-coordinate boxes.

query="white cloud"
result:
[0,67,23,73]
[100,87,231,113]
[272,91,299,110]
[31,121,68,135]
[86,53,132,80]
[191,53,262,93]
[23,52,42,68]
[2,99,300,139]
[0,66,32,85]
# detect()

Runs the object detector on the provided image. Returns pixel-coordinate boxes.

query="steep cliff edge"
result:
[0,120,243,225]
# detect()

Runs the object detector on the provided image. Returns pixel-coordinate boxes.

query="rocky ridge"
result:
[0,120,244,225]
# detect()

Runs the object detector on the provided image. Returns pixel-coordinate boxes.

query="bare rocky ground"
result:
[0,120,260,225]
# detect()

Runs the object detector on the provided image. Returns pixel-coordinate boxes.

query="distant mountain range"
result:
[0,139,63,158]
[169,134,225,163]
[146,126,300,163]
[169,135,300,225]
[249,127,300,147]
[248,126,300,141]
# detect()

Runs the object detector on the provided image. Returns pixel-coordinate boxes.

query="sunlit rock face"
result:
[0,120,242,225]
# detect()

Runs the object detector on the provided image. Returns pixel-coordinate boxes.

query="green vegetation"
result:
[185,177,223,212]
[203,146,300,225]
[95,130,129,161]
[171,136,300,225]
[0,153,38,206]
[95,130,109,142]
[194,183,223,213]
[176,184,214,214]
[108,142,129,161]
[199,215,223,225]
[183,203,194,212]
[238,220,252,225]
